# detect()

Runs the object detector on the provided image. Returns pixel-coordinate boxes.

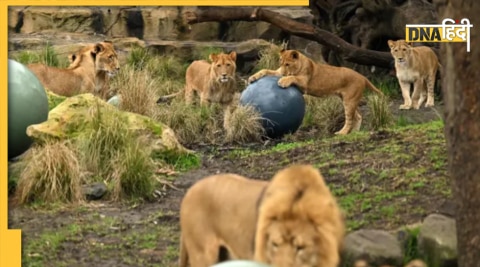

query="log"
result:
[183,6,394,68]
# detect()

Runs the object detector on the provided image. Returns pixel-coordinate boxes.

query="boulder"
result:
[342,229,403,266]
[26,93,193,157]
[417,214,457,267]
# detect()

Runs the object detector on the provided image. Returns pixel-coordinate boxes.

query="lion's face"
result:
[209,51,237,83]
[69,41,120,77]
[264,219,320,267]
[279,49,304,76]
[388,40,413,64]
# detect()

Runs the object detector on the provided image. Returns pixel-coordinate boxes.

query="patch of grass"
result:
[126,45,151,70]
[153,152,201,172]
[301,95,344,136]
[253,42,285,72]
[112,65,158,117]
[367,94,394,131]
[396,114,416,127]
[373,76,401,98]
[13,140,85,205]
[13,43,69,68]
[77,105,157,201]
[225,104,265,144]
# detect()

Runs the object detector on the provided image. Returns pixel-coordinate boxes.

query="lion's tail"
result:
[365,78,384,96]
[178,234,188,267]
[156,90,183,104]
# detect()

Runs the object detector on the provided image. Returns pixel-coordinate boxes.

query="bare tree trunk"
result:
[438,0,480,266]
[183,7,394,68]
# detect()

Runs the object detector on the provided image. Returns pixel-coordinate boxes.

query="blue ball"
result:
[240,76,305,139]
[8,59,49,159]
[211,260,272,267]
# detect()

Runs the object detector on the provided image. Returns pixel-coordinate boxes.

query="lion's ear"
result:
[387,40,395,49]
[406,41,413,47]
[228,51,237,61]
[68,53,77,63]
[209,53,218,62]
[94,43,105,54]
[291,51,299,59]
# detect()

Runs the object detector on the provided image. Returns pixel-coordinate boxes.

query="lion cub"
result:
[179,165,345,267]
[248,49,383,135]
[388,40,440,110]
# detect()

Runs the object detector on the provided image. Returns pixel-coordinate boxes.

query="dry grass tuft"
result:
[225,103,265,143]
[301,95,345,136]
[14,140,85,205]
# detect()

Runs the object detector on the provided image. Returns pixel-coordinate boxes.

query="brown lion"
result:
[179,173,268,267]
[158,51,238,129]
[67,41,120,100]
[254,165,345,267]
[387,39,440,110]
[178,164,345,267]
[27,41,120,98]
[248,49,384,135]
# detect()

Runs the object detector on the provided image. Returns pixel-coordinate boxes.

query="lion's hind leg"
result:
[425,71,436,107]
[182,232,222,267]
[335,89,361,135]
[352,108,362,132]
[185,84,195,105]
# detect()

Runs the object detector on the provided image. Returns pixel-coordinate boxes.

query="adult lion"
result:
[388,39,440,110]
[67,41,120,100]
[178,164,345,267]
[27,41,120,98]
[248,49,383,135]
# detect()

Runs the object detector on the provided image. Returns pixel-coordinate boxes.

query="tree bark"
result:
[183,7,394,68]
[438,0,480,266]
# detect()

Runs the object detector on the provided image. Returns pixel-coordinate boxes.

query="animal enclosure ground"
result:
[9,106,454,267]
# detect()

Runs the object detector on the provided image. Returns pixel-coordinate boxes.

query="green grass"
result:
[13,43,70,68]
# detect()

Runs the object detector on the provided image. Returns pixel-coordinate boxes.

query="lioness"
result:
[254,165,345,267]
[27,41,120,98]
[179,164,344,267]
[67,41,120,100]
[248,49,383,135]
[158,51,238,129]
[387,39,440,110]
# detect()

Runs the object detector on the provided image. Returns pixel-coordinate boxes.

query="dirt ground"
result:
[7,98,455,267]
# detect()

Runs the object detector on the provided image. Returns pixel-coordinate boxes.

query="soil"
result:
[8,99,454,267]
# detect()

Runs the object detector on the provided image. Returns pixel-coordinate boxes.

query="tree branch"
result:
[183,7,394,68]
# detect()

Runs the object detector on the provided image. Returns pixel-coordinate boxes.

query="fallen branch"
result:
[183,7,394,68]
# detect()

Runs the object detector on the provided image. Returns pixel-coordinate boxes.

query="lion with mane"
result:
[178,164,345,267]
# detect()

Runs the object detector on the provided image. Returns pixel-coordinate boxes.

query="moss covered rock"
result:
[27,93,193,157]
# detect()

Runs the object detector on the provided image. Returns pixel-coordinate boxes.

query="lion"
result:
[254,165,345,267]
[354,258,427,267]
[67,41,120,100]
[179,173,268,267]
[387,39,440,110]
[178,164,345,267]
[248,49,383,135]
[27,41,120,99]
[157,51,238,129]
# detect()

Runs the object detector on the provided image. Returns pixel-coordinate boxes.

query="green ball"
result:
[8,59,49,159]
[211,260,272,267]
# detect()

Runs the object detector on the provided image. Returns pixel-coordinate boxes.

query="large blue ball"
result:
[240,76,305,139]
[211,260,272,267]
[8,59,49,159]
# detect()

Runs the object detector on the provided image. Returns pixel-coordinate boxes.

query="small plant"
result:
[145,55,187,82]
[253,41,286,72]
[113,65,159,117]
[367,94,393,131]
[14,140,85,204]
[224,104,265,143]
[301,95,345,136]
[126,45,151,70]
[13,43,69,68]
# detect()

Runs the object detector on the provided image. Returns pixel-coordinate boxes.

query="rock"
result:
[417,214,457,267]
[25,93,193,157]
[46,89,67,110]
[342,229,403,266]
[82,182,108,200]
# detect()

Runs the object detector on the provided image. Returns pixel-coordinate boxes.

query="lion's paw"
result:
[277,78,292,88]
[399,104,412,110]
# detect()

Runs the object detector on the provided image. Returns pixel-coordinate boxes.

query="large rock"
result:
[417,214,457,267]
[26,93,193,157]
[342,229,403,266]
